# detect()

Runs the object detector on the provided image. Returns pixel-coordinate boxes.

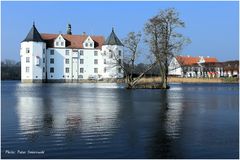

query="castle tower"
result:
[20,23,46,82]
[102,28,124,78]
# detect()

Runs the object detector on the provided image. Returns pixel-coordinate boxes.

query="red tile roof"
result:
[204,57,218,63]
[176,56,218,66]
[40,33,105,49]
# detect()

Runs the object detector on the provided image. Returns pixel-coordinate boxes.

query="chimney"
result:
[83,32,86,36]
[67,23,72,35]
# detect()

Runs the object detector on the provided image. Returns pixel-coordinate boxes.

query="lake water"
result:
[1,81,239,159]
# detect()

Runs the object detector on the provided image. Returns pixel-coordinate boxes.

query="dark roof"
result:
[104,28,123,46]
[22,24,44,42]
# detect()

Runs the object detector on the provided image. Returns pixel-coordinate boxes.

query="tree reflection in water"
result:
[148,89,184,158]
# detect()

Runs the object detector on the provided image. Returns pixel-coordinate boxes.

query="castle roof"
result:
[22,23,44,42]
[40,34,105,49]
[103,28,123,46]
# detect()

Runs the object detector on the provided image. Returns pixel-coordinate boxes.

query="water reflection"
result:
[149,88,184,158]
[16,83,121,144]
[16,97,43,141]
[5,82,237,158]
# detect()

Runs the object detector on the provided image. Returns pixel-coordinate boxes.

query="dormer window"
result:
[83,36,94,48]
[54,34,65,48]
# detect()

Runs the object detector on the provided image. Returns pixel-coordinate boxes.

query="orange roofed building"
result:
[168,55,221,78]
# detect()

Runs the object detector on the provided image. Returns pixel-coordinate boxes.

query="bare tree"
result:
[110,31,157,88]
[145,8,190,89]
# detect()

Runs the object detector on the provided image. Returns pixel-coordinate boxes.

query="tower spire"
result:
[22,23,43,42]
[104,28,123,46]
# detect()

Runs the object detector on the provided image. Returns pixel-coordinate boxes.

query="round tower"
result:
[20,23,46,82]
[102,28,124,79]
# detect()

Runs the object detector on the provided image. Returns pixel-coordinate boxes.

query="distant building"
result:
[221,60,239,77]
[20,23,124,82]
[168,55,218,77]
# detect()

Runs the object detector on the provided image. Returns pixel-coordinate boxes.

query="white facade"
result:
[168,57,182,76]
[20,41,46,82]
[20,25,124,82]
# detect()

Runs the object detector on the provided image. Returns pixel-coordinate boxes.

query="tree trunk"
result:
[159,62,169,89]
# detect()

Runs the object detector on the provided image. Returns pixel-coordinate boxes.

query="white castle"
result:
[20,23,124,82]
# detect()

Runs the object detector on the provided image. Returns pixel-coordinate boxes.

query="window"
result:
[118,68,122,73]
[50,67,54,73]
[94,68,98,73]
[80,59,84,64]
[35,56,40,66]
[65,59,69,64]
[43,49,45,54]
[50,50,54,55]
[65,50,69,56]
[43,67,45,72]
[94,51,98,56]
[90,43,93,47]
[50,58,54,64]
[78,75,83,79]
[104,59,106,64]
[26,48,30,53]
[104,67,106,73]
[26,67,30,73]
[119,50,122,56]
[80,68,84,73]
[43,58,45,63]
[104,51,106,55]
[65,67,69,73]
[56,42,59,46]
[61,42,64,46]
[109,53,112,58]
[118,59,122,64]
[94,59,98,64]
[85,43,88,47]
[80,50,84,55]
[26,57,30,63]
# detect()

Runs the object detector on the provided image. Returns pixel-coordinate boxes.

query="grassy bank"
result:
[137,76,239,84]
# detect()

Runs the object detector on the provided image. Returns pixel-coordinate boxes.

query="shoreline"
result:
[138,77,239,84]
[1,77,239,84]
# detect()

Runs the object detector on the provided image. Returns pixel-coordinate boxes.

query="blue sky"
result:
[1,1,239,62]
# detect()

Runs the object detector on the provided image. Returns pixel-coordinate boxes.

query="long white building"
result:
[20,23,124,82]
